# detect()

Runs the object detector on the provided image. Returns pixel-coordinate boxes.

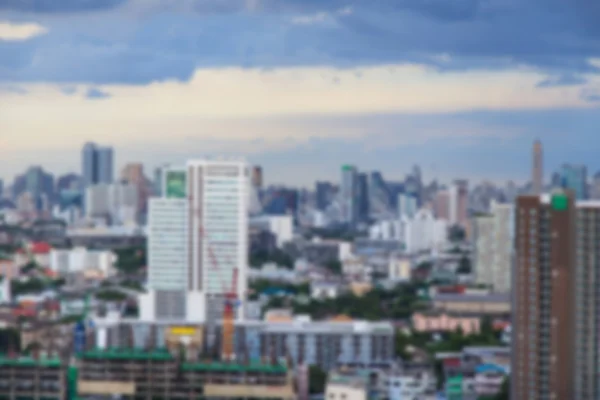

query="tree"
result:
[114,246,146,274]
[494,377,509,400]
[324,260,342,275]
[308,365,327,394]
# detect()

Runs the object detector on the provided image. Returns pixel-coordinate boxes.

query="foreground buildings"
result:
[512,190,600,399]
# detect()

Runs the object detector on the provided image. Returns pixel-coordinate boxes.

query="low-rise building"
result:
[431,293,510,316]
[49,247,116,277]
[311,281,346,300]
[14,241,52,267]
[388,255,412,282]
[412,311,481,335]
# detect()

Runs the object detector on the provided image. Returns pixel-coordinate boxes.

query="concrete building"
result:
[93,317,395,371]
[397,193,417,219]
[449,180,469,230]
[140,158,249,323]
[403,209,447,253]
[0,276,11,304]
[49,247,116,277]
[512,191,600,399]
[85,182,138,223]
[82,142,113,188]
[472,201,514,293]
[249,215,293,248]
[388,255,412,281]
[341,165,359,225]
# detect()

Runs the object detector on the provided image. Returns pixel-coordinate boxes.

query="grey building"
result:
[82,142,114,188]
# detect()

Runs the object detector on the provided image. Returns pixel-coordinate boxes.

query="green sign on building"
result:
[551,193,568,211]
[165,171,186,199]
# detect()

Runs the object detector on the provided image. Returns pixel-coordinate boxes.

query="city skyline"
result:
[2,2,600,186]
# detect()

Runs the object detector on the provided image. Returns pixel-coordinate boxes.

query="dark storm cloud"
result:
[1,0,600,84]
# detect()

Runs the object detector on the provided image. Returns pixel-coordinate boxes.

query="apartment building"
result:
[512,191,600,399]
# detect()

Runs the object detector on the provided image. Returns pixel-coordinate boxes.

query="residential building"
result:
[14,241,52,267]
[432,293,510,316]
[121,163,150,218]
[311,282,346,300]
[388,255,412,281]
[412,311,481,334]
[325,372,370,400]
[512,191,600,399]
[251,165,263,189]
[140,158,249,323]
[0,276,11,304]
[403,209,447,253]
[472,201,514,293]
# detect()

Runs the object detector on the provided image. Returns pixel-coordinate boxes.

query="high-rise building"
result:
[449,180,469,229]
[341,165,358,224]
[140,158,249,323]
[251,166,263,189]
[368,171,392,219]
[433,190,450,220]
[121,163,150,220]
[315,181,333,211]
[531,139,543,194]
[512,191,600,399]
[81,142,114,188]
[472,201,514,293]
[357,173,369,221]
[559,163,588,200]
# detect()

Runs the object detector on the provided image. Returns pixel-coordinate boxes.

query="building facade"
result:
[141,158,249,323]
[512,191,600,399]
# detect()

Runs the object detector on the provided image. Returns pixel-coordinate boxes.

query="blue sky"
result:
[1,0,600,186]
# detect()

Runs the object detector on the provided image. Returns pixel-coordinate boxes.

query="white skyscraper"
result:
[140,158,249,323]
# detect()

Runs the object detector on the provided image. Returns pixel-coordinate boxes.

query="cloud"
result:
[1,1,600,84]
[0,0,126,13]
[85,87,111,99]
[537,74,587,88]
[0,21,48,41]
[0,63,598,157]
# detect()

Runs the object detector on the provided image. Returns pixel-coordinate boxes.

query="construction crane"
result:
[194,207,240,362]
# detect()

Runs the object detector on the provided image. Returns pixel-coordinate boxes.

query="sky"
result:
[2,0,600,187]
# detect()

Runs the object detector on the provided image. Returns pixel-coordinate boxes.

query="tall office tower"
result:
[531,139,543,194]
[433,190,450,220]
[368,171,392,219]
[251,166,263,189]
[357,173,369,221]
[341,165,358,224]
[81,142,114,188]
[472,200,514,293]
[315,181,333,211]
[512,190,600,399]
[560,163,588,200]
[140,158,249,323]
[449,180,469,229]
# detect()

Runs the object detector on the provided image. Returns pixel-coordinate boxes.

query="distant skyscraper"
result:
[448,180,469,229]
[512,190,600,399]
[368,171,392,219]
[560,164,588,200]
[315,181,333,211]
[357,173,369,221]
[251,166,263,189]
[0,179,4,199]
[397,193,417,219]
[122,163,149,219]
[531,139,543,194]
[81,142,114,188]
[341,165,359,224]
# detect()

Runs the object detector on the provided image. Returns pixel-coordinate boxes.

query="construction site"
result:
[0,327,299,400]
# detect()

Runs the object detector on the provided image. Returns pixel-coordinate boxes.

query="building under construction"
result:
[0,347,298,400]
